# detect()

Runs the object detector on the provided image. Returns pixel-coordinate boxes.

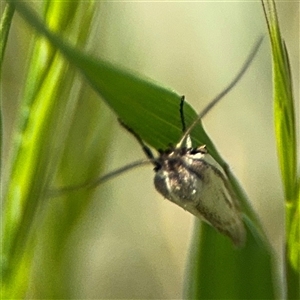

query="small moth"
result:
[154,143,246,247]
[54,37,263,247]
[119,96,246,247]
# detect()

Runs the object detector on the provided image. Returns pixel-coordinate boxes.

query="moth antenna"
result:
[179,95,186,133]
[179,95,193,148]
[49,159,154,197]
[177,36,264,148]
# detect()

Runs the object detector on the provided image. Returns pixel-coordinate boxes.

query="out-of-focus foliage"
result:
[1,0,297,299]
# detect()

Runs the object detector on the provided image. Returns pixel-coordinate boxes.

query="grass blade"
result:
[185,222,275,299]
[0,3,15,65]
[1,1,103,298]
[262,0,299,298]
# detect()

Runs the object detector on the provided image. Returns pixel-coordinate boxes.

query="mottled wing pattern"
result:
[186,154,246,247]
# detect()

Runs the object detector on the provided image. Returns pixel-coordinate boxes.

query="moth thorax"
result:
[153,156,203,204]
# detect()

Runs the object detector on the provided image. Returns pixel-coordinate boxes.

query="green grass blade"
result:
[0,3,15,175]
[262,0,299,298]
[2,1,101,298]
[185,222,275,299]
[261,1,298,213]
[32,88,112,299]
[0,3,15,65]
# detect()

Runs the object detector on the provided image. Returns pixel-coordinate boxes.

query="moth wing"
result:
[189,155,246,247]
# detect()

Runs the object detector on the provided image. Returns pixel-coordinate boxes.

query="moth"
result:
[54,37,263,247]
[119,96,246,247]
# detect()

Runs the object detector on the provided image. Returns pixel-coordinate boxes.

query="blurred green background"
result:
[2,1,298,298]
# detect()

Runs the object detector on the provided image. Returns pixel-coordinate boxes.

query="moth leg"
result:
[179,95,186,133]
[118,119,155,160]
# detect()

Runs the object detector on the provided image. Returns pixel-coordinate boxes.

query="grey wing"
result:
[188,157,246,247]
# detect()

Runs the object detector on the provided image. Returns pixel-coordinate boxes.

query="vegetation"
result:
[1,0,298,298]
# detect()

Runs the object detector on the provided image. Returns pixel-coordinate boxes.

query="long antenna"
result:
[49,159,153,197]
[177,36,264,148]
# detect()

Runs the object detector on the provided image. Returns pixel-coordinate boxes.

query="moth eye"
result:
[196,145,207,154]
[189,145,207,155]
[189,148,199,154]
